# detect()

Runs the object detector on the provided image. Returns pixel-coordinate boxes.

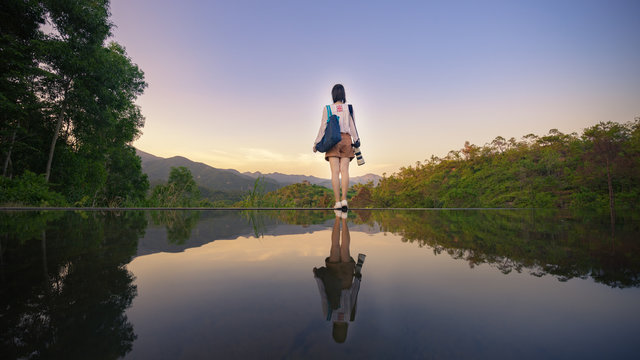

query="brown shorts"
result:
[325,257,356,289]
[325,133,355,161]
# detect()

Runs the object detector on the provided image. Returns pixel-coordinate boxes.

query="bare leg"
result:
[339,157,350,201]
[329,216,341,262]
[329,157,341,203]
[340,217,351,261]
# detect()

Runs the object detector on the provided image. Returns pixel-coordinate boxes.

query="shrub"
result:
[0,171,67,206]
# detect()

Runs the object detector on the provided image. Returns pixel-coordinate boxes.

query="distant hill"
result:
[136,149,382,193]
[136,149,280,192]
[243,171,381,187]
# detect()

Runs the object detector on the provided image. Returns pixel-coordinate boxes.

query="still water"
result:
[1,209,639,359]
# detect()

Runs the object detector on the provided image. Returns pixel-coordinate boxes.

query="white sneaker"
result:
[333,201,342,210]
[341,199,348,211]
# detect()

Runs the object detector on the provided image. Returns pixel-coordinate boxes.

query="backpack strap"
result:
[326,105,332,122]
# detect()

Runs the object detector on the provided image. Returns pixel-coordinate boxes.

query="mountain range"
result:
[136,149,381,193]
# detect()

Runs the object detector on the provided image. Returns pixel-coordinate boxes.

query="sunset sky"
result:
[109,0,640,178]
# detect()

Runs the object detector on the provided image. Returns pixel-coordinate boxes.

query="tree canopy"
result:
[1,0,148,206]
[367,120,639,210]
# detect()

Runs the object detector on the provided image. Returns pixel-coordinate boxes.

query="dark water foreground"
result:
[1,209,639,359]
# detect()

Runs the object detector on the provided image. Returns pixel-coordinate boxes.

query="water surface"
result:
[1,209,639,359]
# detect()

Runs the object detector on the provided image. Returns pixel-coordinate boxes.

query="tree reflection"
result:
[0,211,145,359]
[150,210,200,244]
[370,210,640,288]
[265,209,640,288]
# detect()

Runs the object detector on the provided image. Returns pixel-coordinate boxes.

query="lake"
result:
[1,209,639,359]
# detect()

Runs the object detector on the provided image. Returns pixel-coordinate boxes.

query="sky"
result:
[109,0,640,178]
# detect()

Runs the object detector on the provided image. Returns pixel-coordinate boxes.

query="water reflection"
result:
[365,210,640,288]
[2,209,639,359]
[0,211,144,359]
[150,210,200,244]
[241,209,639,289]
[313,212,366,343]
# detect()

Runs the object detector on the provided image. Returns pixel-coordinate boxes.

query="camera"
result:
[354,147,364,166]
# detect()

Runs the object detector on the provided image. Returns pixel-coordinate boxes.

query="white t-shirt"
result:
[314,103,360,147]
[314,275,361,322]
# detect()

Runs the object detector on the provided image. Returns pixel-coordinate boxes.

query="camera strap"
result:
[348,104,360,142]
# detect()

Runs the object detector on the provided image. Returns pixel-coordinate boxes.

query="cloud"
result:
[243,148,287,162]
[240,148,320,166]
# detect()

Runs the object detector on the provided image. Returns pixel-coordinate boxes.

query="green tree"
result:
[0,0,149,206]
[148,167,201,207]
[0,0,46,178]
[582,122,632,217]
[371,122,637,210]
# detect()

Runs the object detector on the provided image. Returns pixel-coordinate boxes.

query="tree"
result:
[38,0,113,182]
[0,0,46,178]
[582,122,630,217]
[0,0,149,206]
[148,167,201,207]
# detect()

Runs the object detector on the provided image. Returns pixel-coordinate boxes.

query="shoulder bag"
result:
[315,105,342,153]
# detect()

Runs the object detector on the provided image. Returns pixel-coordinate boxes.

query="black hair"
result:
[331,84,346,103]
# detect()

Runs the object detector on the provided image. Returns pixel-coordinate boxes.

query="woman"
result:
[313,84,360,211]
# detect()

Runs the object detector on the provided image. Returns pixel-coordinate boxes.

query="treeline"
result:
[149,120,640,210]
[244,120,640,211]
[358,120,640,210]
[1,0,148,206]
[236,178,334,208]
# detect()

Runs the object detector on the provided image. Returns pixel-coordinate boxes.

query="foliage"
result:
[349,181,375,208]
[0,210,145,358]
[237,177,268,207]
[237,179,333,208]
[251,208,640,288]
[150,210,201,244]
[0,0,148,206]
[366,210,640,288]
[0,170,67,206]
[372,120,640,210]
[200,188,245,206]
[147,166,202,207]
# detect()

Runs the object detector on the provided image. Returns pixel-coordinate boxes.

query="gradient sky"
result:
[109,0,640,178]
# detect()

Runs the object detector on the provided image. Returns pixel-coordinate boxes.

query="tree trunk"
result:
[3,127,17,177]
[606,156,615,223]
[45,106,65,182]
[42,229,49,280]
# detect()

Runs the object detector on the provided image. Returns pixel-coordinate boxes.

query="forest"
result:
[1,0,148,206]
[366,121,640,211]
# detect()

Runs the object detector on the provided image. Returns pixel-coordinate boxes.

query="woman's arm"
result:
[313,106,328,150]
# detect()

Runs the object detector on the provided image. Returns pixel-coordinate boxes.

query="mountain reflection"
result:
[141,209,640,289]
[0,211,145,359]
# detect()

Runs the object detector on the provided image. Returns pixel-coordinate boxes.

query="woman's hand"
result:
[313,145,317,153]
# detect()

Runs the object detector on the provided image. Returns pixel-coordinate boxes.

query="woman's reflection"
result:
[313,210,366,343]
